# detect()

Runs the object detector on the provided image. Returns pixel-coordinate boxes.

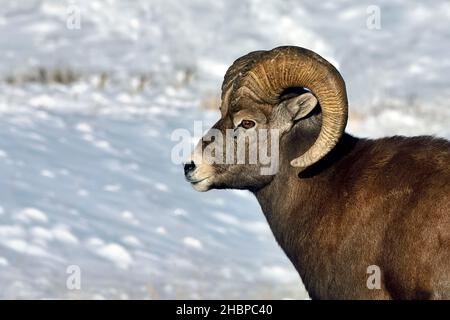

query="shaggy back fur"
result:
[254,124,450,299]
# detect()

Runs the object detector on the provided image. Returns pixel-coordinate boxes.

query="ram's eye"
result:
[241,120,256,129]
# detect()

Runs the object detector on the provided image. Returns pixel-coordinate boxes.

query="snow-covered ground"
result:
[0,0,448,299]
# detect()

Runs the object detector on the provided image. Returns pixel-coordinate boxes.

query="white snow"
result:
[86,237,105,247]
[173,208,188,217]
[260,265,300,284]
[155,183,169,192]
[103,184,121,192]
[94,243,133,270]
[51,226,79,245]
[121,235,142,248]
[0,257,8,267]
[93,140,112,151]
[121,211,135,220]
[183,237,203,250]
[1,239,50,257]
[156,226,167,235]
[40,170,55,178]
[14,208,48,224]
[75,123,93,133]
[30,226,54,241]
[0,0,448,300]
[0,225,26,238]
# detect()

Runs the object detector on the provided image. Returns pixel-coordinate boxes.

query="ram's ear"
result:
[284,93,318,121]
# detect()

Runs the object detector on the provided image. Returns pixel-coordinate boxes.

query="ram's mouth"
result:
[186,176,212,192]
[188,177,208,184]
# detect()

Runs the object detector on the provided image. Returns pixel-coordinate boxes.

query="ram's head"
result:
[184,46,348,192]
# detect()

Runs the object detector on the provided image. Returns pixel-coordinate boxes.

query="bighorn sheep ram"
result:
[184,46,450,299]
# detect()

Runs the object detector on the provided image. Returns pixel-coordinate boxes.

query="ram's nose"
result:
[183,161,196,176]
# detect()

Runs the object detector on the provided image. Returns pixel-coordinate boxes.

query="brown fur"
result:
[255,124,450,299]
[186,47,450,299]
[188,104,450,299]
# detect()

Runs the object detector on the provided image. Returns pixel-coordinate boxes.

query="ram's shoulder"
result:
[369,135,450,155]
[362,135,449,175]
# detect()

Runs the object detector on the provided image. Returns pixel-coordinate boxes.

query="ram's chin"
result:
[190,179,212,192]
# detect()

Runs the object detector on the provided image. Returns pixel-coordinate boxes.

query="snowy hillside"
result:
[0,0,448,299]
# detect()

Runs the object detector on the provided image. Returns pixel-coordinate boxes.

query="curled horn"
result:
[229,46,348,168]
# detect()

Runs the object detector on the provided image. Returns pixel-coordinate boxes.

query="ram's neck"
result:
[253,131,362,299]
